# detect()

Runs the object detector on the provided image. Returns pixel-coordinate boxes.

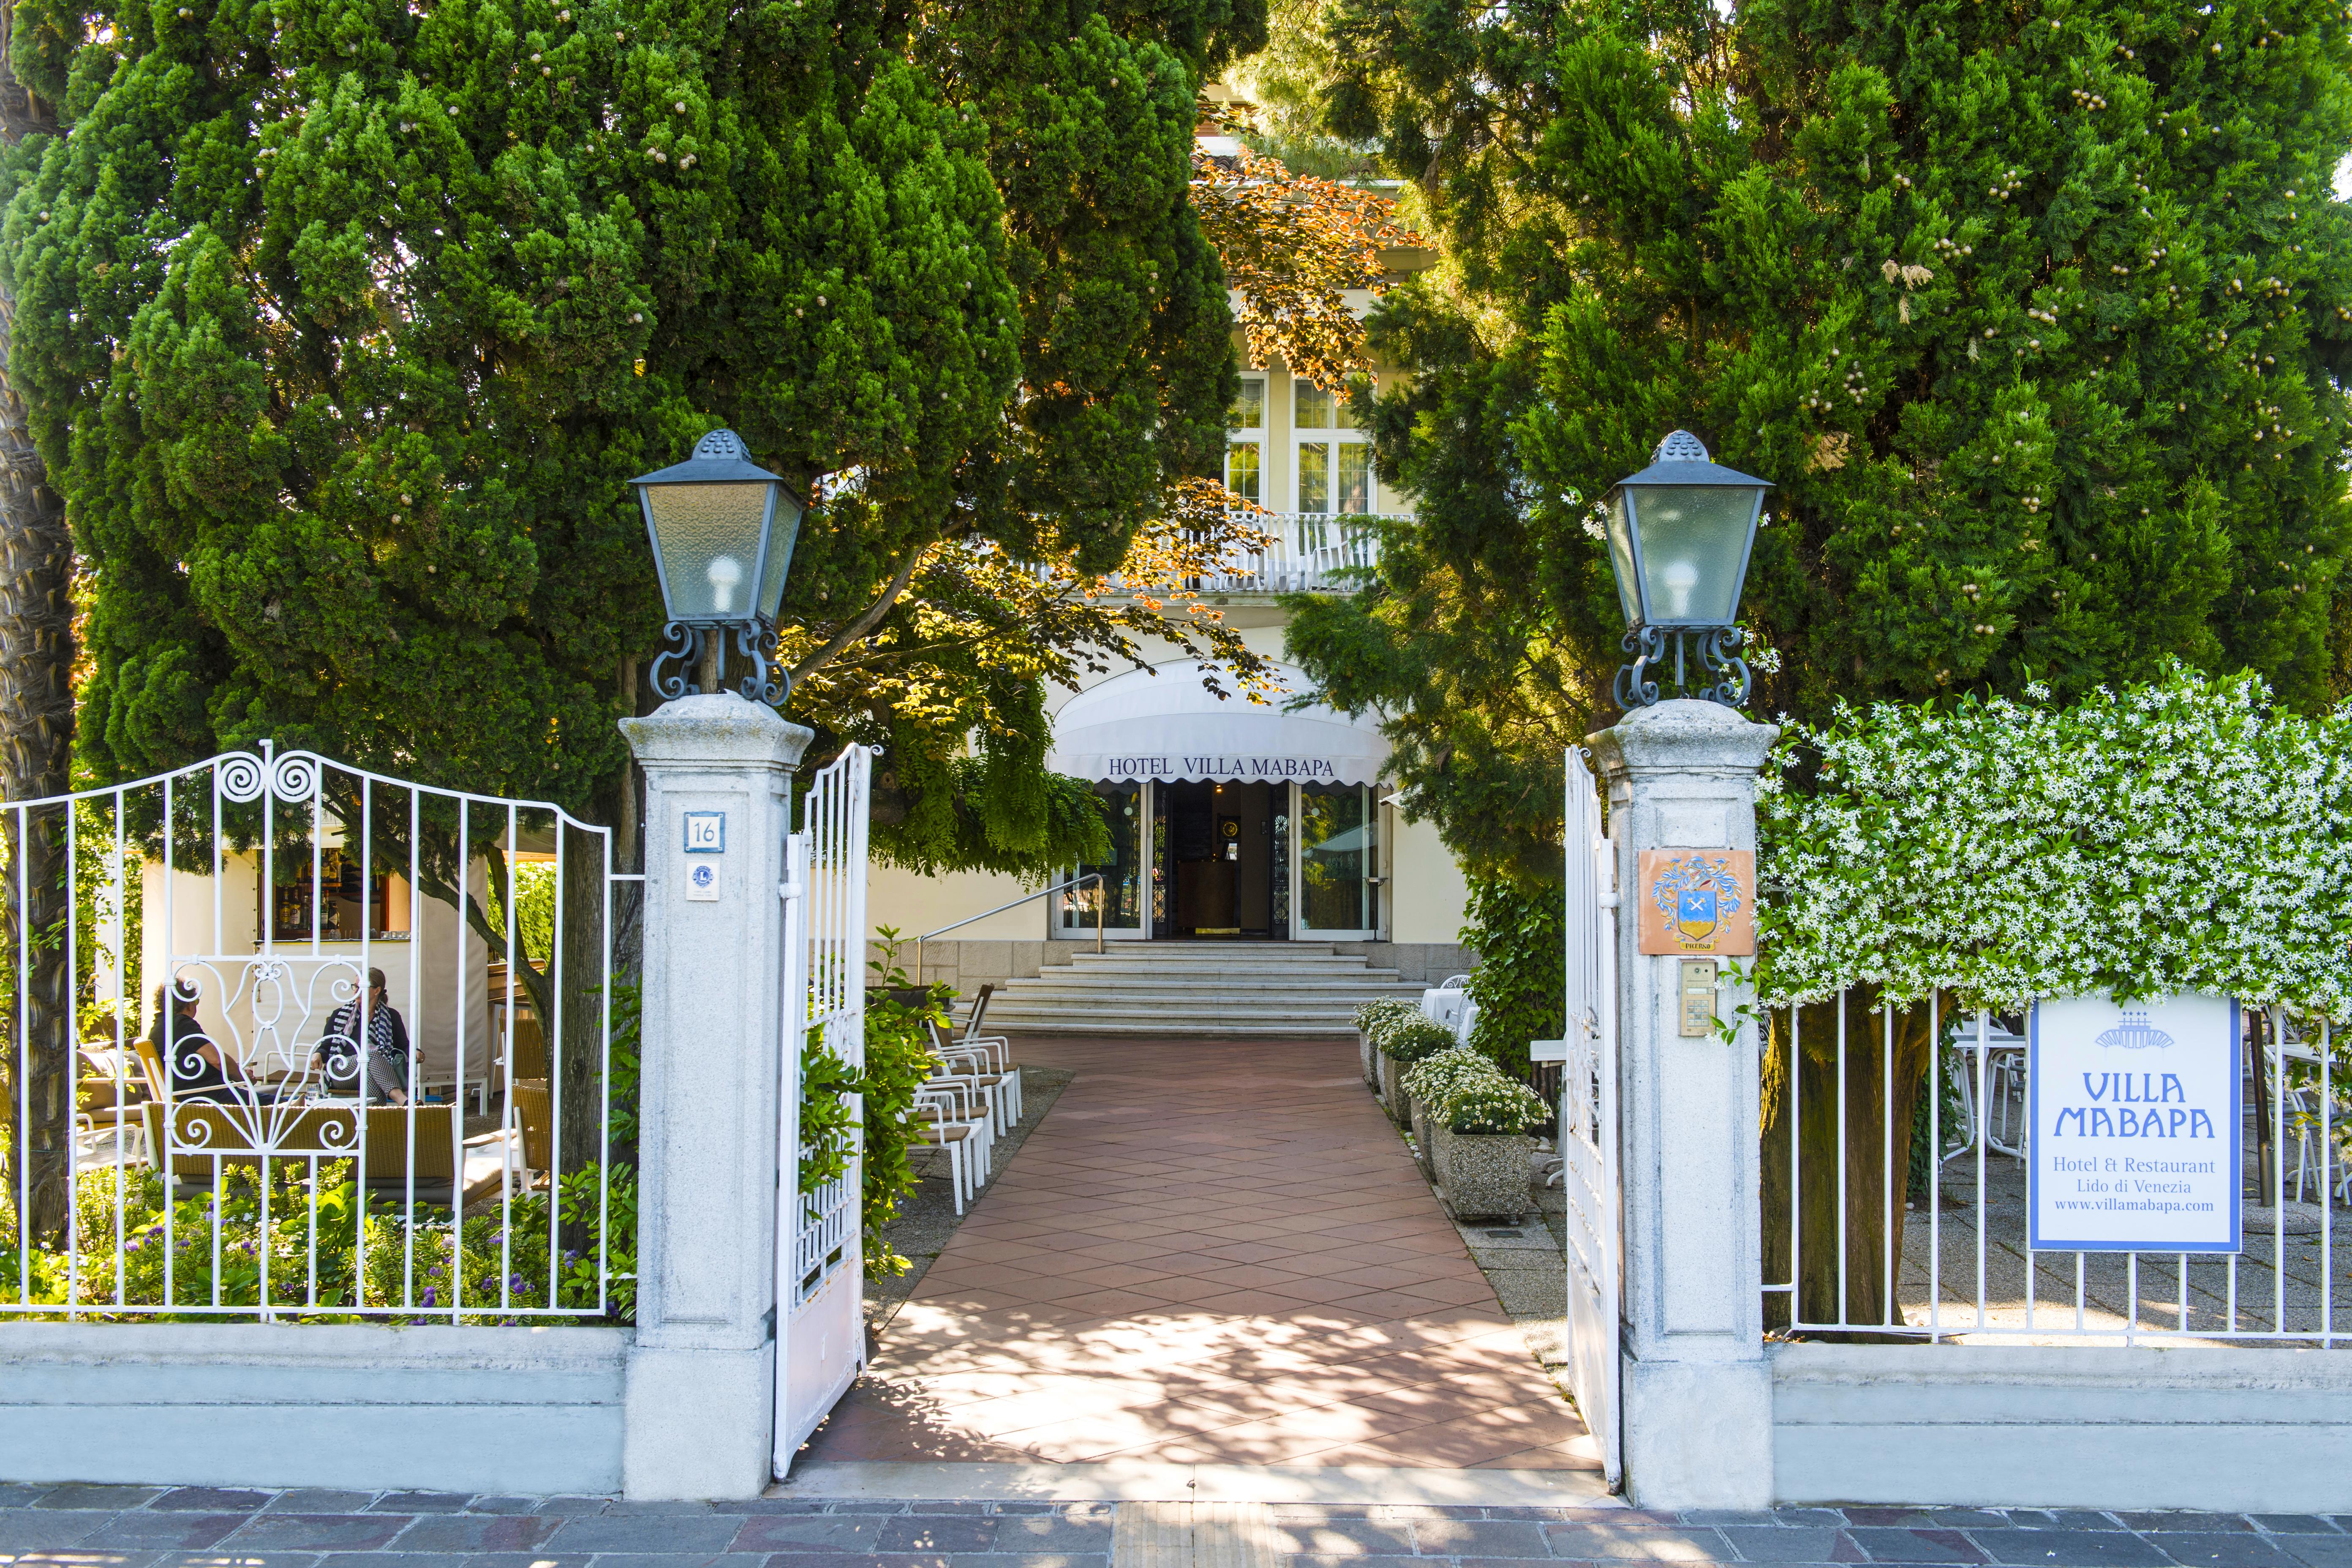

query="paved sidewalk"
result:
[800,1037,1592,1470]
[5,1487,2352,1568]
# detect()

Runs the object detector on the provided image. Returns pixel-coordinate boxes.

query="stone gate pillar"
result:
[1590,698,1779,1509]
[620,693,813,1500]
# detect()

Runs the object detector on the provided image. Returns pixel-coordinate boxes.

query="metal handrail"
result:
[913,873,1103,985]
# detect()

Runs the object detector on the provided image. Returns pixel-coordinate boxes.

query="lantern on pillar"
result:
[1600,430,1772,708]
[631,428,804,703]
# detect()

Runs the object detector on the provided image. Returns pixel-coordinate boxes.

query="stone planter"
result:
[1431,1125,1533,1222]
[1359,1031,1377,1089]
[1409,1092,1435,1177]
[1377,1053,1409,1125]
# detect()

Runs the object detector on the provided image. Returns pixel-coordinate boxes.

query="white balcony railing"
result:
[1198,511,1393,593]
[1029,512,1398,599]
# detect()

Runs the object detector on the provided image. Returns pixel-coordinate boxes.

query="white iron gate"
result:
[773,743,871,1474]
[1560,746,1622,1486]
[3,741,622,1321]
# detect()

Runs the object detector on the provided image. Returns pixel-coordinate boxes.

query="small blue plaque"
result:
[683,812,726,853]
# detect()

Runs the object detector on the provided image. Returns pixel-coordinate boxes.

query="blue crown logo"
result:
[2095,1007,2174,1050]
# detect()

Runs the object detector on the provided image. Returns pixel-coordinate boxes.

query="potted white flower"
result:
[1375,1015,1456,1128]
[1402,1045,1492,1178]
[1354,997,1421,1090]
[1421,1058,1547,1222]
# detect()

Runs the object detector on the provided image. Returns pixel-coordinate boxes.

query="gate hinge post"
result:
[1586,699,1779,1511]
[616,694,814,1502]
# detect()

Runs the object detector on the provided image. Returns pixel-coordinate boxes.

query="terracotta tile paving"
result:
[800,1035,1598,1472]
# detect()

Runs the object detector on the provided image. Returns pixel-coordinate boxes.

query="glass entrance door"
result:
[1060,781,1149,939]
[1294,782,1379,938]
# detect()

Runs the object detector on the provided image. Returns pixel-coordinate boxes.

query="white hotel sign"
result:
[2028,993,2243,1255]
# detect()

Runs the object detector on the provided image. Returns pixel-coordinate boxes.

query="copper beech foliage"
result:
[1190,112,1421,393]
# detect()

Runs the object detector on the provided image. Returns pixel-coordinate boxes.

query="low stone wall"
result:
[1773,1342,2352,1511]
[896,938,1479,995]
[0,1323,629,1494]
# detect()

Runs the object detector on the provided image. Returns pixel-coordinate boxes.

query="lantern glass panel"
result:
[645,481,774,621]
[1630,484,1757,625]
[756,500,804,621]
[1603,490,1641,626]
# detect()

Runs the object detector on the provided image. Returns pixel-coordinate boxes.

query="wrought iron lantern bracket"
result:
[650,619,792,706]
[1613,624,1751,711]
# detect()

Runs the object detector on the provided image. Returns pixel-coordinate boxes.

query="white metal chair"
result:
[2259,1026,2338,1204]
[946,986,1021,1127]
[1421,982,1470,1035]
[912,1086,991,1215]
[924,1007,1018,1139]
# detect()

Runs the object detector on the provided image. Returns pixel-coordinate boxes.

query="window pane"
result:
[1229,380,1264,432]
[1294,381,1332,430]
[1298,784,1368,932]
[1225,441,1260,504]
[1297,443,1329,513]
[1337,444,1372,514]
[1333,380,1363,430]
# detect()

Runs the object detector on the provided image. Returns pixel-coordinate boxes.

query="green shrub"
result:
[1460,877,1562,1079]
[1377,1015,1456,1063]
[0,1159,634,1322]
[1354,997,1420,1036]
[858,926,951,1278]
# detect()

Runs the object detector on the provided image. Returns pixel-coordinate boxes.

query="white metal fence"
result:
[1764,991,2351,1345]
[1,742,621,1320]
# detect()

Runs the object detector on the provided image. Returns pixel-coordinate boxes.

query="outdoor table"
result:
[1944,1020,2029,1163]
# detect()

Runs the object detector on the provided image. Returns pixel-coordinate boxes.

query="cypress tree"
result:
[5,0,1259,1192]
[6,0,1260,823]
[1290,0,2352,881]
[1288,0,2351,1328]
[0,0,73,1247]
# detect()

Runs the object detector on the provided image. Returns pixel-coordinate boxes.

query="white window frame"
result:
[1226,376,1267,507]
[1291,380,1375,517]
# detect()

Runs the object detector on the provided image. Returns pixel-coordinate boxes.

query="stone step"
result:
[990,1021,1364,1037]
[991,1002,1375,1020]
[992,973,1411,1001]
[973,939,1427,1038]
[1037,968,1413,987]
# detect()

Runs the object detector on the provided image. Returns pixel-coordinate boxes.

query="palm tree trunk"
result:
[0,10,71,1249]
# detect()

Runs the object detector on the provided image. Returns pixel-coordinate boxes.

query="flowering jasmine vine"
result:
[1753,665,2352,1016]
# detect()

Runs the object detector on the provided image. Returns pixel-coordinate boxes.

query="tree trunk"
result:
[1761,989,1936,1335]
[0,14,73,1249]
[558,817,608,1187]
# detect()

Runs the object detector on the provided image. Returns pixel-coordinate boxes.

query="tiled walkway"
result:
[800,1037,1595,1470]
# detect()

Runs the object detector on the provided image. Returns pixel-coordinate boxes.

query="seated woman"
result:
[314,967,412,1105]
[150,977,260,1104]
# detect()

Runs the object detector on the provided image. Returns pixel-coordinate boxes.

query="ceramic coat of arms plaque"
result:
[1637,849,1756,956]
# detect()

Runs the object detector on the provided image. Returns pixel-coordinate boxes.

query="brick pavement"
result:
[5,1487,2352,1568]
[801,1037,1592,1470]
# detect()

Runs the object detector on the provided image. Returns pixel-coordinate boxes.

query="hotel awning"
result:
[1045,661,1390,787]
